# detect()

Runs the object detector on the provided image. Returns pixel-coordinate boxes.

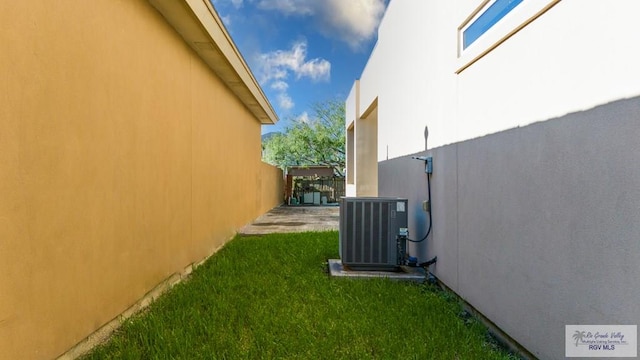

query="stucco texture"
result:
[0,1,282,359]
[379,97,640,359]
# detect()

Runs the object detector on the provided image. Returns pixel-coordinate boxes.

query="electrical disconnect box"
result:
[339,197,408,270]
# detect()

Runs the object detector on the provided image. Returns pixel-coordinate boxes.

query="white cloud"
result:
[271,80,289,91]
[277,93,294,110]
[256,40,330,111]
[295,111,310,124]
[321,0,386,50]
[297,58,331,81]
[221,15,232,27]
[257,0,313,15]
[210,0,244,9]
[256,0,386,50]
[257,41,330,83]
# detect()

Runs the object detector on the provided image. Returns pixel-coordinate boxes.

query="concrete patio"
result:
[239,205,339,235]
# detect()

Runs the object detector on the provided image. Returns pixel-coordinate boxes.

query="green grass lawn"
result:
[83,231,516,359]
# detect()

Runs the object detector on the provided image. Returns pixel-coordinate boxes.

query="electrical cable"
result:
[406,171,432,243]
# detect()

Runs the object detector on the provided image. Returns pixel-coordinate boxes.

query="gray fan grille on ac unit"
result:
[339,197,408,270]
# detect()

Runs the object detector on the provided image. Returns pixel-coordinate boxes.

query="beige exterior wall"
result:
[354,105,379,197]
[345,81,379,197]
[0,1,283,359]
[346,126,354,185]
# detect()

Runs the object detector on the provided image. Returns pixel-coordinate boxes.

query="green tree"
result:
[263,99,345,176]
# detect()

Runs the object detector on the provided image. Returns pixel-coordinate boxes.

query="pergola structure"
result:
[285,166,343,205]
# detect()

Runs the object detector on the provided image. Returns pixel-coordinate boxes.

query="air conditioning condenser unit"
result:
[339,197,408,271]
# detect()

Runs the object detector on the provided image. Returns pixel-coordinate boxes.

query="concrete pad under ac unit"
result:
[328,259,426,282]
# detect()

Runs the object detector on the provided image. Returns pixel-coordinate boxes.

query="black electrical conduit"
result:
[406,169,432,243]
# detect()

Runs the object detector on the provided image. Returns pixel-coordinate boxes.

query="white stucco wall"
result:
[357,0,437,160]
[345,81,358,127]
[346,0,640,358]
[346,82,357,197]
[378,97,640,360]
[349,0,640,161]
[456,0,640,143]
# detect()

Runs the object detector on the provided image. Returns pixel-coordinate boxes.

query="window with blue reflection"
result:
[463,0,523,49]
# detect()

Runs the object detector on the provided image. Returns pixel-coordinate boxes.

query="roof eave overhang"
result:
[148,0,278,124]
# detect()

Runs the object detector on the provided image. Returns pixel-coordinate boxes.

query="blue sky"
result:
[210,0,389,134]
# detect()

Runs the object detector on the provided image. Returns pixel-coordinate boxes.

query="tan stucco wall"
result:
[355,104,378,196]
[0,1,283,359]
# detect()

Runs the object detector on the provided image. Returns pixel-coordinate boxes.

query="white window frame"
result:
[456,0,561,74]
